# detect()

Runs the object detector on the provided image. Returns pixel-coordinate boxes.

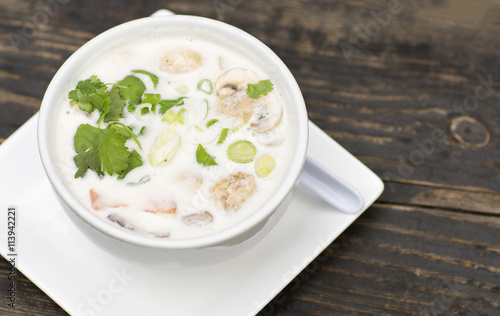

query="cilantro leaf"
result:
[117,150,143,179]
[132,70,159,88]
[73,124,135,178]
[196,144,217,166]
[103,86,126,123]
[247,80,273,99]
[68,75,110,114]
[116,75,146,106]
[158,97,187,114]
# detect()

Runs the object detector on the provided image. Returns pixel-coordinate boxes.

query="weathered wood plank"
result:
[1,0,500,315]
[260,203,500,315]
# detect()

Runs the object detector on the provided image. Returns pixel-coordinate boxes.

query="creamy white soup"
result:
[54,33,292,239]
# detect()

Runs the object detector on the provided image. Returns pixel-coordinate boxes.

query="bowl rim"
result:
[37,14,309,249]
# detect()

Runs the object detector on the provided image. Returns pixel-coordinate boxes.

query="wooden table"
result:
[1,0,500,314]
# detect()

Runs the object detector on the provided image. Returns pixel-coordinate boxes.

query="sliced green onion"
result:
[148,129,181,166]
[195,125,205,133]
[206,119,219,128]
[134,103,152,121]
[230,121,247,134]
[254,154,275,177]
[217,128,229,144]
[197,79,214,95]
[202,99,209,120]
[131,70,159,88]
[173,108,187,124]
[162,109,177,123]
[175,84,189,95]
[127,175,151,186]
[196,144,217,166]
[227,140,256,163]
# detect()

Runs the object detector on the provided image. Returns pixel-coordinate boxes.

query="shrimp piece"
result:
[249,95,283,133]
[211,172,256,211]
[159,48,202,73]
[89,189,126,211]
[144,200,177,215]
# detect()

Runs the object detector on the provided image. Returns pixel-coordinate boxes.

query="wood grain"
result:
[1,0,500,315]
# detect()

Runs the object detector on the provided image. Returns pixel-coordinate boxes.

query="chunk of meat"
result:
[211,172,256,211]
[159,48,202,73]
[182,211,214,226]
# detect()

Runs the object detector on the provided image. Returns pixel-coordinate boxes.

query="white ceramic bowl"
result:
[38,14,308,266]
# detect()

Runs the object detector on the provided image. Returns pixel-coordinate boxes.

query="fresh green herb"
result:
[73,124,142,178]
[108,122,142,149]
[68,75,110,115]
[142,93,161,113]
[247,80,273,99]
[104,86,126,123]
[158,97,187,115]
[196,144,217,166]
[217,128,229,144]
[116,75,146,106]
[206,119,219,128]
[117,150,143,179]
[138,126,146,136]
[227,140,256,163]
[197,79,214,95]
[131,70,159,88]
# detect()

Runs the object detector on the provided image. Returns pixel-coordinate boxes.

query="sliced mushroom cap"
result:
[107,214,135,231]
[215,68,260,98]
[159,48,202,74]
[211,171,256,211]
[214,68,283,132]
[213,68,259,122]
[213,94,256,122]
[249,96,283,133]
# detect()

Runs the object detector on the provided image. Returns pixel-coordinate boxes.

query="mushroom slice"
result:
[250,96,283,133]
[213,68,261,121]
[213,95,256,122]
[182,211,214,226]
[215,68,260,98]
[107,214,135,231]
[159,48,202,74]
[211,172,256,211]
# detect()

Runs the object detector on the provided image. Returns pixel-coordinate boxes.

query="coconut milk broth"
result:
[54,31,292,239]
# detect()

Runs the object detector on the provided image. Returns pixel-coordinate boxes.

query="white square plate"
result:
[0,115,383,316]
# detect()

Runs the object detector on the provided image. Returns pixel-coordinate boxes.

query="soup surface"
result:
[54,32,292,239]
